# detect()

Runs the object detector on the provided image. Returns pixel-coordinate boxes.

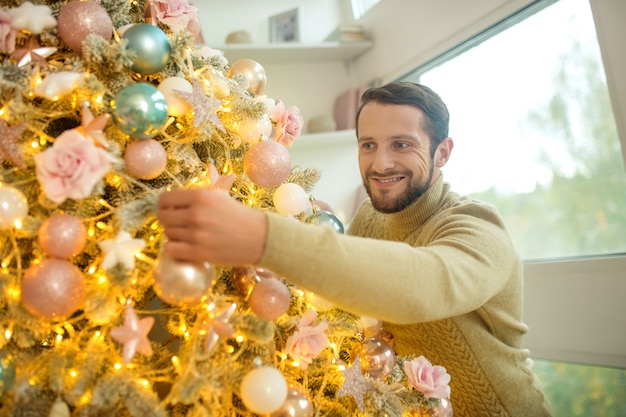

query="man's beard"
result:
[363,161,434,214]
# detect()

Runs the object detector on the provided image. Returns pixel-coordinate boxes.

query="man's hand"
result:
[157,189,267,266]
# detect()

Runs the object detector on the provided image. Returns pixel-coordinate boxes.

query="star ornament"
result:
[98,231,146,270]
[207,163,235,193]
[0,120,27,168]
[80,106,111,148]
[336,356,374,412]
[110,303,155,364]
[175,78,225,131]
[203,302,237,352]
[11,37,57,67]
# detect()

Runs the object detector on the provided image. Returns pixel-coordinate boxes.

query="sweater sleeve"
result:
[257,203,518,324]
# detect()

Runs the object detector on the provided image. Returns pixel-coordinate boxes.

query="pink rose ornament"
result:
[35,129,114,204]
[284,308,330,369]
[404,355,451,399]
[268,100,303,146]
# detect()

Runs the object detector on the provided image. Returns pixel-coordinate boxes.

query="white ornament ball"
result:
[273,183,311,216]
[158,76,193,117]
[237,114,272,144]
[240,366,288,414]
[0,186,28,229]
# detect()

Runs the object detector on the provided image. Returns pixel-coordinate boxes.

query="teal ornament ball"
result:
[113,83,168,139]
[305,210,344,233]
[123,23,171,75]
[0,350,15,396]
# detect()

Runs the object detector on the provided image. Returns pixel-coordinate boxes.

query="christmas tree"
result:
[0,1,452,416]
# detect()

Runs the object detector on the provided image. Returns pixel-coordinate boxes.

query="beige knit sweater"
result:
[259,177,553,417]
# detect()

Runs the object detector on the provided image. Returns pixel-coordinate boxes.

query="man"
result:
[157,82,553,416]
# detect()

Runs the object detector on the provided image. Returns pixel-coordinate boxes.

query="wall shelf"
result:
[290,129,356,150]
[217,42,372,65]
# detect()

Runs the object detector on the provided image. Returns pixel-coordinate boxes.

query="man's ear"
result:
[434,137,454,168]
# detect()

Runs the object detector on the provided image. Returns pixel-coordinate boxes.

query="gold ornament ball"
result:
[153,255,216,307]
[352,337,396,380]
[228,59,267,95]
[270,383,314,417]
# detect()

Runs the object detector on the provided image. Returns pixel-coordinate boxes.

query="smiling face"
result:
[357,102,452,213]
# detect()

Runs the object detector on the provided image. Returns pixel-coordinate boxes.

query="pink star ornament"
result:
[110,303,155,364]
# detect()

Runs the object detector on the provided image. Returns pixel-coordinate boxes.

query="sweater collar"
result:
[385,175,449,235]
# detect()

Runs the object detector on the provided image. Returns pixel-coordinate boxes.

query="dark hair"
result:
[356,82,450,155]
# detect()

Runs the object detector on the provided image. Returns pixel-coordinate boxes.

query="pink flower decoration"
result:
[153,0,200,39]
[404,356,451,399]
[285,308,330,369]
[268,101,303,147]
[0,10,16,54]
[34,129,114,204]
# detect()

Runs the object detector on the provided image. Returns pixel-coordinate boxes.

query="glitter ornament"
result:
[335,356,374,412]
[270,383,314,417]
[21,258,86,321]
[122,23,172,75]
[227,59,267,95]
[247,277,291,321]
[0,349,15,397]
[38,213,87,258]
[0,186,28,229]
[57,1,113,53]
[351,337,396,380]
[240,366,288,414]
[237,114,272,144]
[124,138,168,180]
[243,140,292,188]
[153,255,216,307]
[158,76,192,117]
[305,210,344,233]
[273,182,311,216]
[112,83,168,139]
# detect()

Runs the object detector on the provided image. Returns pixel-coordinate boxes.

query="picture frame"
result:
[269,8,300,43]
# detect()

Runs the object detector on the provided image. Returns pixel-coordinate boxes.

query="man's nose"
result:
[372,149,395,172]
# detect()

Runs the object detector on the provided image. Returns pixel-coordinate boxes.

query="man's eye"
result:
[394,142,409,149]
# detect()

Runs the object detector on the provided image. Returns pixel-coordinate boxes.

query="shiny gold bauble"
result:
[227,59,267,95]
[153,255,216,307]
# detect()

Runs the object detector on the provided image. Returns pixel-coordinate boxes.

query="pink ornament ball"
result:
[243,141,292,188]
[124,139,168,180]
[247,278,291,321]
[270,383,314,417]
[57,1,113,53]
[38,213,87,258]
[21,258,86,321]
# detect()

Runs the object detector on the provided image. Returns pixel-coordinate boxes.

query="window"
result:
[350,0,381,20]
[401,0,626,261]
[399,0,626,415]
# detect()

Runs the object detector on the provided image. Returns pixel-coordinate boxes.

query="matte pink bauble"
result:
[57,1,113,53]
[124,139,168,180]
[247,278,291,321]
[21,259,86,321]
[243,141,291,188]
[38,213,87,258]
